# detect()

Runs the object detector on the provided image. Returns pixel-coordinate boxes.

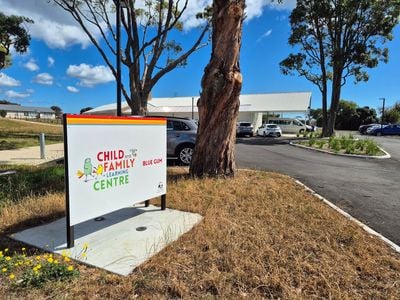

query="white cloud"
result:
[33,73,54,85]
[24,58,40,71]
[67,86,79,93]
[5,90,31,99]
[26,88,35,93]
[66,64,114,87]
[0,73,21,87]
[48,57,55,67]
[0,0,295,50]
[0,0,101,49]
[257,29,273,42]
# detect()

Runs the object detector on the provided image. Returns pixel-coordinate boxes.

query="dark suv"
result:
[166,117,198,165]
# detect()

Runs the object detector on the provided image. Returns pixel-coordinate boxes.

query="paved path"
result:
[236,136,400,245]
[0,143,64,166]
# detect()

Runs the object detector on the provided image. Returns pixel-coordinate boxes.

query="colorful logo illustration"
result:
[76,148,137,191]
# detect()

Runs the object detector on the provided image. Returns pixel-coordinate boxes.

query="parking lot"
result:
[236,134,400,245]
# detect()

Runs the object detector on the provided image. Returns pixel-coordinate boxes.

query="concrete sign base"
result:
[10,205,202,276]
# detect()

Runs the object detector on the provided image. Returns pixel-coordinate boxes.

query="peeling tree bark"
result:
[189,0,245,178]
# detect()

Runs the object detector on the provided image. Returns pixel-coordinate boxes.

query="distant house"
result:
[0,104,56,119]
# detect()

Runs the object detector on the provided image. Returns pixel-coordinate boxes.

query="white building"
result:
[0,104,56,119]
[86,92,312,129]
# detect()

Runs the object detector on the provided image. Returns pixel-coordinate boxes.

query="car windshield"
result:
[267,125,277,128]
[239,122,252,126]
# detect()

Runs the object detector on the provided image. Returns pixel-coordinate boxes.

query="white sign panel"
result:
[65,115,166,226]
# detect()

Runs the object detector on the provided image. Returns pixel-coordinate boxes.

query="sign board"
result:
[63,114,167,247]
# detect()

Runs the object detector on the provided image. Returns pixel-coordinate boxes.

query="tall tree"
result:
[54,0,210,115]
[189,0,245,177]
[0,12,33,70]
[51,105,63,118]
[280,0,400,137]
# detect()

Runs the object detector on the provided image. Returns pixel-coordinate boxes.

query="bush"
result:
[308,138,316,147]
[316,140,325,149]
[329,137,341,152]
[365,139,380,156]
[0,248,79,288]
[0,110,6,118]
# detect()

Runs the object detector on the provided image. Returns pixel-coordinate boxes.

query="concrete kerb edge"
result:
[294,179,400,254]
[238,168,400,254]
[289,141,391,159]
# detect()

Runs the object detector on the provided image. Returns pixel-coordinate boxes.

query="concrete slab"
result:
[10,205,202,276]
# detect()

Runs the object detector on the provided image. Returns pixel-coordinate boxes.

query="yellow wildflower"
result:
[2,268,7,272]
[67,266,74,271]
[5,256,11,261]
[21,247,26,251]
[34,270,39,275]
[43,254,48,259]
[47,257,54,263]
[36,255,41,260]
[80,253,87,258]
[36,264,42,270]
[4,248,8,253]
[9,274,15,280]
[64,257,71,262]
[54,260,59,264]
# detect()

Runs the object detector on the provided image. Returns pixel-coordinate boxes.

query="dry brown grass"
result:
[0,118,63,135]
[0,168,399,299]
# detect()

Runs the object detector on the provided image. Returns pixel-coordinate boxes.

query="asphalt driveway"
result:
[235,135,400,245]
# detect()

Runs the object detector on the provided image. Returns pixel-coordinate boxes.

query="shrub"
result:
[365,139,380,156]
[329,137,341,152]
[345,142,356,154]
[0,110,7,118]
[308,138,316,147]
[316,140,325,149]
[0,248,79,288]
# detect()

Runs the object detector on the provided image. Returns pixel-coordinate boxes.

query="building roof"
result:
[86,92,312,115]
[0,104,55,113]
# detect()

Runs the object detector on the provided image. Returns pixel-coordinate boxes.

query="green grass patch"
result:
[0,165,64,205]
[0,119,63,150]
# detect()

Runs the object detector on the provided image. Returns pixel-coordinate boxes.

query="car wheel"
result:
[277,133,281,137]
[177,144,194,165]
[299,129,305,134]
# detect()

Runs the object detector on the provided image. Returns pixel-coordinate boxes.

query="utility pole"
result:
[380,97,386,131]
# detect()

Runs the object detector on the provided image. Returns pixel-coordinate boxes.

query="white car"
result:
[257,124,282,137]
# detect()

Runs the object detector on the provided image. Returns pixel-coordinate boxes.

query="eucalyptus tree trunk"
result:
[189,0,245,177]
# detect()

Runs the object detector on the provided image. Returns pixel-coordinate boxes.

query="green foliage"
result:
[365,139,380,156]
[0,248,78,288]
[316,140,325,149]
[280,0,400,136]
[0,166,64,204]
[0,12,33,70]
[308,138,316,147]
[329,137,341,152]
[0,110,6,118]
[383,101,400,124]
[50,106,63,119]
[80,107,93,114]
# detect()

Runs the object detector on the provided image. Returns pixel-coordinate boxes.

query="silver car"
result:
[167,117,197,165]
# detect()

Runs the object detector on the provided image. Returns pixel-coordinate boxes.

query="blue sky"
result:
[0,0,399,114]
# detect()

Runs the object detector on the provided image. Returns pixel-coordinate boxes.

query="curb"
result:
[290,141,391,159]
[294,179,400,254]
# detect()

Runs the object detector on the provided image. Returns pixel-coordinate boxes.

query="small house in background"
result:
[0,104,56,119]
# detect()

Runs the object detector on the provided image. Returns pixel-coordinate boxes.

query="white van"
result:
[267,118,307,134]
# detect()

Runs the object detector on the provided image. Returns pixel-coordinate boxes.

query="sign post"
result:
[63,114,167,248]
